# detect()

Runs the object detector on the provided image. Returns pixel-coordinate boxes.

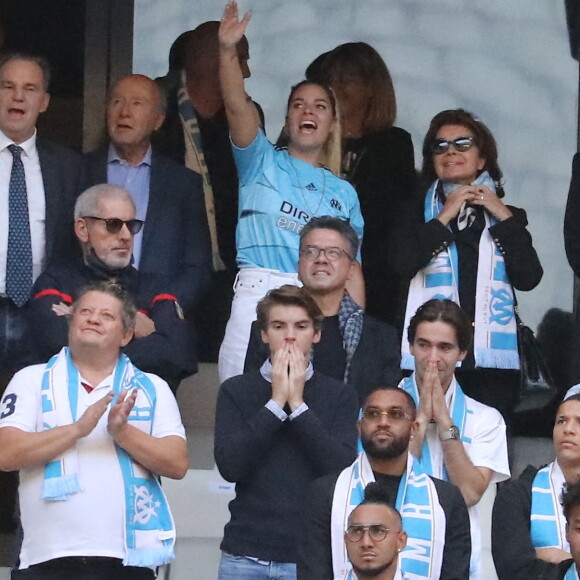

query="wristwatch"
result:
[439,425,460,442]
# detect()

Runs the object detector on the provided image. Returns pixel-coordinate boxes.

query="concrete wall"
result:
[134,0,578,329]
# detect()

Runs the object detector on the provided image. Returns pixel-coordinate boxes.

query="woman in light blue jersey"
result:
[217,2,364,382]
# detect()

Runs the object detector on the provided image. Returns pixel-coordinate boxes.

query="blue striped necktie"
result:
[6,144,32,307]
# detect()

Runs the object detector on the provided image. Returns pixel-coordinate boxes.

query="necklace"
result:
[290,156,327,218]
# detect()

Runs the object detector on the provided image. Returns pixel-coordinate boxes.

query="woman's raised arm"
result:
[219,2,260,148]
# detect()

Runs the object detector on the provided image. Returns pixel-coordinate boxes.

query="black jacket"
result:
[492,464,574,580]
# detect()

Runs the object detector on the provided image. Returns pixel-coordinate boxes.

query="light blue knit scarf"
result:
[40,347,176,567]
[400,374,473,480]
[530,461,568,552]
[331,452,444,579]
[401,171,519,372]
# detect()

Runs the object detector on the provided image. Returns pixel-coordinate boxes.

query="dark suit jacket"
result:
[37,137,85,264]
[83,147,212,312]
[244,313,401,404]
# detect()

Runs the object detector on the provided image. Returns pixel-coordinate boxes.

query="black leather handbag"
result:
[513,314,558,414]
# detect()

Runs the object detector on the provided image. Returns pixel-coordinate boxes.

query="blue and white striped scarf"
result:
[40,347,176,567]
[331,452,444,579]
[400,375,473,480]
[401,172,519,372]
[530,461,568,552]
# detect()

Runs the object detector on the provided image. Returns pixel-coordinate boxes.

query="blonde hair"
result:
[319,99,342,175]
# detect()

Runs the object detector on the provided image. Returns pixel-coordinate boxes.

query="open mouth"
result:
[299,120,317,133]
[7,107,25,116]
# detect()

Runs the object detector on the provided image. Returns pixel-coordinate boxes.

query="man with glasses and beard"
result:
[297,386,471,580]
[24,184,195,391]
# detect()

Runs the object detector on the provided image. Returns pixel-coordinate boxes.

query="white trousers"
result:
[218,268,301,383]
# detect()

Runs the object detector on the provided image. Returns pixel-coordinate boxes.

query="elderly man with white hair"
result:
[25,183,196,391]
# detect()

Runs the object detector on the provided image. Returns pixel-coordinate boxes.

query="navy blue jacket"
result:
[26,255,196,391]
[215,371,358,562]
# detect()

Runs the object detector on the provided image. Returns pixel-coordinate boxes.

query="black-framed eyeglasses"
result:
[300,246,353,262]
[345,524,393,543]
[362,407,413,423]
[431,136,475,155]
[82,216,144,235]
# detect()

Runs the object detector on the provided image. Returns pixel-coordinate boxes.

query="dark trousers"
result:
[11,557,156,580]
[0,298,28,533]
[194,269,236,363]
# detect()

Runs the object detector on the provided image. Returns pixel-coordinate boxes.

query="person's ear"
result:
[75,218,89,244]
[39,92,50,114]
[120,328,133,347]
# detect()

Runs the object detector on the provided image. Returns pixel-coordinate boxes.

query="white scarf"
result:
[401,172,519,372]
[331,452,445,580]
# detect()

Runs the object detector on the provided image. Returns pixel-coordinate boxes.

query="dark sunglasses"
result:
[82,216,144,235]
[431,136,475,155]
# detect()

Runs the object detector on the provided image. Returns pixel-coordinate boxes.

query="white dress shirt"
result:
[0,129,46,293]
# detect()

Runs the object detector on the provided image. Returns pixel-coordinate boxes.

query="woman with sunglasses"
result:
[390,109,543,427]
[217,2,364,383]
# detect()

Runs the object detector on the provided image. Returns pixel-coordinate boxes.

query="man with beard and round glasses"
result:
[24,184,196,391]
[297,386,470,580]
[344,482,408,580]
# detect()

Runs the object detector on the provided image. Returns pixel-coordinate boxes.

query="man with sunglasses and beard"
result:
[24,184,195,391]
[297,386,470,580]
